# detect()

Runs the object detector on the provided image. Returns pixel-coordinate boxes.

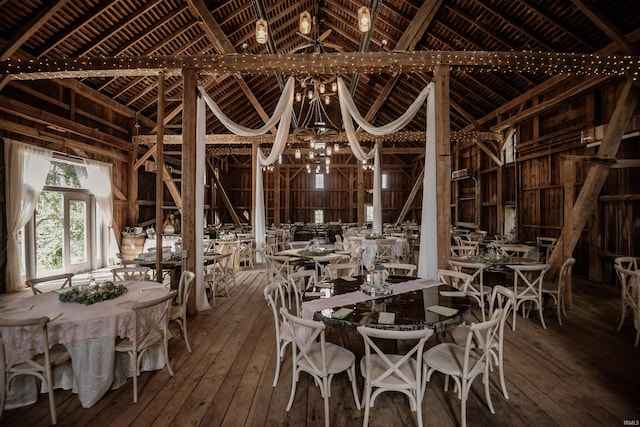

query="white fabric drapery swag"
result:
[79,159,119,266]
[417,84,438,280]
[4,139,53,292]
[195,95,211,311]
[337,77,433,236]
[198,77,295,257]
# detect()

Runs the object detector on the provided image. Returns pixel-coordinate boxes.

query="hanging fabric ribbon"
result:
[198,77,295,261]
[337,76,433,236]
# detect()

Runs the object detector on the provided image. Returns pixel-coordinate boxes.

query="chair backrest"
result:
[177,270,195,313]
[130,290,177,351]
[288,269,316,315]
[25,273,74,295]
[614,264,639,303]
[437,268,473,292]
[375,239,396,261]
[357,325,434,387]
[490,285,516,333]
[450,245,476,257]
[288,240,309,249]
[448,260,485,293]
[382,262,417,277]
[0,316,53,376]
[264,254,295,283]
[508,263,550,299]
[324,263,358,280]
[280,307,327,376]
[112,267,150,282]
[264,282,288,335]
[463,309,504,376]
[455,237,480,255]
[557,257,576,294]
[615,257,639,284]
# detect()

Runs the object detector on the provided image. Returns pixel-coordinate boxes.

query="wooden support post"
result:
[155,73,165,282]
[357,160,364,227]
[562,158,575,307]
[274,164,281,226]
[435,66,452,269]
[182,67,198,313]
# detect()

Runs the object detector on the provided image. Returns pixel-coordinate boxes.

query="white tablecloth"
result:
[0,280,169,408]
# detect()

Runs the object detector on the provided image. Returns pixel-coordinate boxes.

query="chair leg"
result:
[46,365,58,424]
[537,298,547,329]
[181,319,192,353]
[617,300,627,331]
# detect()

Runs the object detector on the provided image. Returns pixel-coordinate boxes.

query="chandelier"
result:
[292,75,340,142]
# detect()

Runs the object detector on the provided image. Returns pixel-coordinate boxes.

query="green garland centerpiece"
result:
[59,281,128,305]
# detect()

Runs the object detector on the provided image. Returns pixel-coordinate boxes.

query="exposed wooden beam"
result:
[0,0,69,61]
[394,168,424,227]
[570,0,637,54]
[206,158,243,228]
[3,51,636,80]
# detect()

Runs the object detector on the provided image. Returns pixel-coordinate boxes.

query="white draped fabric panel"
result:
[80,160,119,266]
[199,77,436,279]
[196,95,212,311]
[4,140,53,292]
[417,86,438,280]
[198,77,295,258]
[336,77,433,238]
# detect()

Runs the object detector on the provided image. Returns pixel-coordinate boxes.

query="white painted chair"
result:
[115,290,176,403]
[375,238,396,264]
[263,282,294,387]
[170,270,195,353]
[111,266,151,282]
[614,264,639,347]
[26,273,74,295]
[614,256,639,334]
[324,263,358,280]
[541,257,576,326]
[536,236,558,263]
[507,263,551,330]
[280,307,360,427]
[449,285,516,400]
[449,260,491,321]
[204,252,234,307]
[437,269,473,293]
[0,316,71,425]
[358,326,434,427]
[423,309,504,427]
[450,245,476,257]
[381,262,417,277]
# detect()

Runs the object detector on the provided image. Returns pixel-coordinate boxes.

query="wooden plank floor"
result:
[2,269,639,426]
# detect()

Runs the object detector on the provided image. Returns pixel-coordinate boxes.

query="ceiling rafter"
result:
[569,0,637,54]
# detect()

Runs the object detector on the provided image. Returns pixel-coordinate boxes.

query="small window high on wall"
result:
[365,204,374,223]
[315,173,325,189]
[314,209,324,224]
[382,173,389,189]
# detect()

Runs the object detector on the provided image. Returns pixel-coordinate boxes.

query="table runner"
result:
[301,278,441,320]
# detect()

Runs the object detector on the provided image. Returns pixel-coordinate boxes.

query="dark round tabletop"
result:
[308,275,471,333]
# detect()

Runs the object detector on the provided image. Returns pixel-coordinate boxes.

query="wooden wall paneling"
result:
[548,79,640,274]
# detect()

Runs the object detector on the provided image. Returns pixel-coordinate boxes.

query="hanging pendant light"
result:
[295,149,301,159]
[299,11,312,35]
[256,19,268,44]
[334,143,340,152]
[358,6,371,33]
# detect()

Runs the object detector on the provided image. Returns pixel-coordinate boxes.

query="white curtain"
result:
[5,140,53,292]
[337,77,433,235]
[199,77,295,257]
[417,87,438,280]
[80,159,119,266]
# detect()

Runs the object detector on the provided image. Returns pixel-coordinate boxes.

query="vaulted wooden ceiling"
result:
[0,0,638,149]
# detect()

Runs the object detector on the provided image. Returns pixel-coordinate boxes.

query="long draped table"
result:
[302,275,471,333]
[0,280,170,408]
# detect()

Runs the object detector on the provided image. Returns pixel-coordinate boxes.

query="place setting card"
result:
[377,312,395,324]
[427,305,459,317]
[439,290,467,297]
[332,307,353,319]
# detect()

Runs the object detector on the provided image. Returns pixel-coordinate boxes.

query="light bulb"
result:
[299,12,312,35]
[319,83,325,94]
[358,6,371,33]
[256,19,268,44]
[334,143,339,152]
[331,82,337,92]
[325,95,330,105]
[295,149,301,159]
[295,92,302,102]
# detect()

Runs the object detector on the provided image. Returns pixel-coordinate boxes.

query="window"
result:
[26,159,103,278]
[503,129,516,164]
[365,204,374,223]
[315,173,325,189]
[382,173,389,189]
[314,209,324,224]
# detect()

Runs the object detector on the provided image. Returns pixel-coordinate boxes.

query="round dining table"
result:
[0,280,171,408]
[302,275,471,333]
